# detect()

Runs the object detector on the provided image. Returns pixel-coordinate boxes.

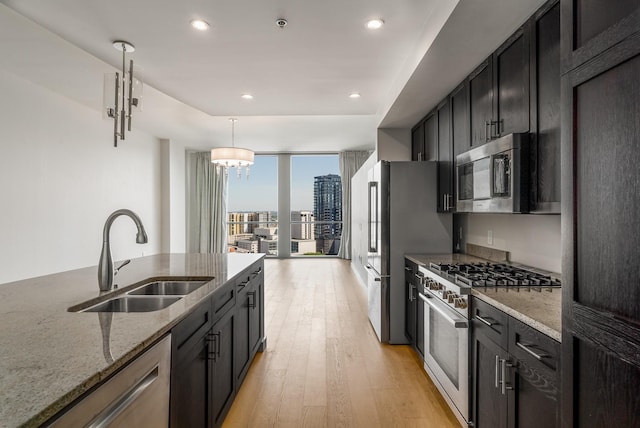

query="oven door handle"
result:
[419,293,468,328]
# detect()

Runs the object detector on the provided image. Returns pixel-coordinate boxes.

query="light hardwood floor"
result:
[223,258,460,428]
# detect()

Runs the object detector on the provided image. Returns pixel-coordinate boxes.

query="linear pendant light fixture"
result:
[104,40,143,147]
[211,118,254,179]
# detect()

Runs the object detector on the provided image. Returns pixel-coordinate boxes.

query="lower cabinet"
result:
[170,259,264,428]
[234,264,264,385]
[210,308,235,427]
[471,297,560,428]
[404,258,424,359]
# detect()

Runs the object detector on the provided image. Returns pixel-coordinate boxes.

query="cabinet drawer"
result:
[471,297,509,349]
[212,281,236,322]
[508,317,560,372]
[172,299,212,351]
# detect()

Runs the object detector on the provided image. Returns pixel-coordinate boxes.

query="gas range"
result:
[429,262,561,288]
[416,261,561,319]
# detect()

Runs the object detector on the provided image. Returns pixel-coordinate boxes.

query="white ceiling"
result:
[0,0,545,152]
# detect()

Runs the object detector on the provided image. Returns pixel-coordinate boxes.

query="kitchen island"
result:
[0,253,264,427]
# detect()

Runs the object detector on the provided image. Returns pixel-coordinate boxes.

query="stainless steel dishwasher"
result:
[49,334,171,427]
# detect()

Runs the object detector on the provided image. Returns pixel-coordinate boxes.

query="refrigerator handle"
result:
[368,181,378,252]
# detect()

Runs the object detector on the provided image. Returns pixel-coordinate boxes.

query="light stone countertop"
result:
[0,253,264,428]
[405,253,562,342]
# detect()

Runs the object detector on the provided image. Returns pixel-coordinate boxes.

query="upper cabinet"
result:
[411,0,562,214]
[411,122,425,161]
[530,1,561,213]
[494,26,531,137]
[469,58,495,146]
[470,26,531,146]
[437,99,454,212]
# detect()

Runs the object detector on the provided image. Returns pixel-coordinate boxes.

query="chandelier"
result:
[211,118,255,178]
[103,40,143,147]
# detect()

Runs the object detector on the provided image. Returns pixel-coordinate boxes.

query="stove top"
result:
[428,262,561,288]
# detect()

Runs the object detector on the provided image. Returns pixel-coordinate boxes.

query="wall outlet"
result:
[487,230,493,245]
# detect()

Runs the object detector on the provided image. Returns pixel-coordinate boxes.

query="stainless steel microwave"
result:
[455,133,530,213]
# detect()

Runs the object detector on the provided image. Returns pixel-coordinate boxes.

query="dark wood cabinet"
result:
[437,99,454,212]
[530,0,561,213]
[469,58,494,146]
[473,325,509,428]
[424,112,438,161]
[170,301,213,428]
[404,260,417,347]
[451,81,470,158]
[234,264,264,386]
[561,1,640,426]
[411,122,425,161]
[170,259,265,428]
[471,297,560,428]
[210,308,235,427]
[469,26,531,147]
[494,28,531,137]
[404,259,425,359]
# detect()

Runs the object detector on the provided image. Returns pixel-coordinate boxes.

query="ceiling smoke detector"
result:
[276,18,288,28]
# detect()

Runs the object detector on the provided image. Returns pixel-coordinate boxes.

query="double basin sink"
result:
[71,279,213,313]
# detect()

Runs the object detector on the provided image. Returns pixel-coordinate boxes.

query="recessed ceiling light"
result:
[190,19,210,31]
[366,19,384,30]
[349,92,361,99]
[241,94,254,100]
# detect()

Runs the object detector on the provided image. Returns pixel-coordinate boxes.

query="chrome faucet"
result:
[98,209,148,291]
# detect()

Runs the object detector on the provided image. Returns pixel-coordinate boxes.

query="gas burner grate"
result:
[430,262,561,289]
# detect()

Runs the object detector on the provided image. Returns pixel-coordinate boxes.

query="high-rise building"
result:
[313,174,342,241]
[291,210,315,240]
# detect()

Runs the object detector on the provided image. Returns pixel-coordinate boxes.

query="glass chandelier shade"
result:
[211,118,254,178]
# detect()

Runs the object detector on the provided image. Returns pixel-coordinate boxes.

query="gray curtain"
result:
[188,152,228,253]
[338,150,372,259]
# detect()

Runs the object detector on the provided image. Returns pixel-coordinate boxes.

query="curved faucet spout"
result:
[98,209,148,291]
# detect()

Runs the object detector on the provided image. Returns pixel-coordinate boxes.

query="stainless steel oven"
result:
[418,266,470,427]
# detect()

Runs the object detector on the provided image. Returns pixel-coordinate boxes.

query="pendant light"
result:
[211,118,254,178]
[103,40,143,147]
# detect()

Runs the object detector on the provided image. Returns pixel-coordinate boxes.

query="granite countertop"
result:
[0,253,264,428]
[405,253,562,342]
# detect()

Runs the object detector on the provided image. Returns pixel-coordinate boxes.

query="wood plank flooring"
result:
[223,258,460,428]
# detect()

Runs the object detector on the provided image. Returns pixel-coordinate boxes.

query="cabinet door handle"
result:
[485,121,490,142]
[405,266,412,272]
[248,291,256,309]
[495,355,500,388]
[215,332,221,359]
[475,314,496,327]
[500,359,514,395]
[516,341,550,360]
[206,332,218,361]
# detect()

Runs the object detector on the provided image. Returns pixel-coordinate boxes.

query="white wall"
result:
[0,69,163,284]
[465,214,561,273]
[376,128,411,161]
[160,139,187,253]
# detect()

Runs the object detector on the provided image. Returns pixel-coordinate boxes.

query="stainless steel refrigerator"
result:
[366,160,452,343]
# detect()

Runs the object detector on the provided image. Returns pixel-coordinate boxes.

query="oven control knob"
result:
[430,282,442,291]
[454,298,467,309]
[447,293,459,303]
[442,290,452,299]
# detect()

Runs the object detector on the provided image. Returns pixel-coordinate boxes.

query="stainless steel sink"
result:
[127,280,209,296]
[81,296,182,313]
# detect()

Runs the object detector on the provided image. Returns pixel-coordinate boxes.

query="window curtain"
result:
[188,152,228,253]
[338,150,372,259]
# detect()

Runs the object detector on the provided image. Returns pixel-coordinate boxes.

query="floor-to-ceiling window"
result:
[227,155,278,255]
[290,154,342,256]
[226,154,342,257]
